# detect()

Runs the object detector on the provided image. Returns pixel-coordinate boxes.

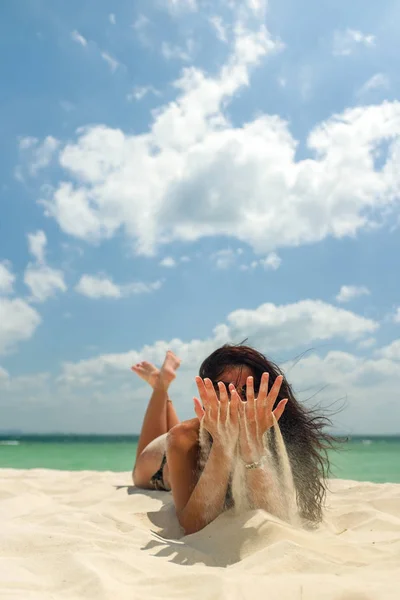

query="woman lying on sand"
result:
[132,344,333,534]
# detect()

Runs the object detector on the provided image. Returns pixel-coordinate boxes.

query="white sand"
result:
[1,470,399,599]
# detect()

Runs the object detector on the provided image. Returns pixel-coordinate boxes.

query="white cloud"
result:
[31,137,59,173]
[101,52,119,72]
[132,15,151,47]
[18,136,59,176]
[357,73,390,97]
[240,252,281,271]
[24,230,67,302]
[0,371,50,394]
[0,262,15,295]
[133,14,149,30]
[75,275,121,299]
[378,339,400,361]
[159,256,177,268]
[358,337,376,349]
[210,16,228,43]
[126,280,163,294]
[259,252,282,270]
[161,40,194,62]
[394,307,400,323]
[109,13,116,25]
[24,265,67,303]
[0,297,41,355]
[71,30,88,47]
[75,274,163,299]
[127,85,160,102]
[59,298,377,384]
[336,285,370,303]
[245,0,267,19]
[38,22,400,261]
[27,230,47,264]
[211,248,238,269]
[223,300,377,349]
[332,29,376,56]
[18,136,38,150]
[41,24,281,252]
[279,349,400,433]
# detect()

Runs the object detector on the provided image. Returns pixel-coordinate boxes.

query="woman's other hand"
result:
[231,373,288,464]
[193,377,239,455]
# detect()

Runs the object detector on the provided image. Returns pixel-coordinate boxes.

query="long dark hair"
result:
[199,343,336,523]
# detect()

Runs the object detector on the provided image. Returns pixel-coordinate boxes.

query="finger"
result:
[218,382,228,423]
[229,388,240,426]
[272,398,288,422]
[228,384,239,406]
[266,375,284,411]
[238,397,246,420]
[193,397,205,421]
[195,377,217,416]
[195,376,209,408]
[257,372,270,406]
[203,378,219,416]
[246,376,255,403]
[245,377,256,422]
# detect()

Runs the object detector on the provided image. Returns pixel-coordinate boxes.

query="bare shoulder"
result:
[167,418,200,451]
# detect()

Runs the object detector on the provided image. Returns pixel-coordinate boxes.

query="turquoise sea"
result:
[0,435,399,483]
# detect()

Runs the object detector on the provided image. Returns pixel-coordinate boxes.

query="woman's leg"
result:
[133,393,181,489]
[167,398,180,430]
[132,351,181,488]
[135,383,168,461]
[134,351,180,460]
[131,355,181,445]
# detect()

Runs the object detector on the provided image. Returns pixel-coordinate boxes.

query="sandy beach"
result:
[1,469,399,599]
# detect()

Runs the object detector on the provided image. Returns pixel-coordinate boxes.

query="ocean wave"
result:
[0,440,20,446]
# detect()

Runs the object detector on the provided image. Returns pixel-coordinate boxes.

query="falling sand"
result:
[199,414,299,526]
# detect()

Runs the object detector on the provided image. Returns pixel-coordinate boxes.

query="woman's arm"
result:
[167,434,233,535]
[244,463,288,519]
[167,377,239,535]
[231,374,288,519]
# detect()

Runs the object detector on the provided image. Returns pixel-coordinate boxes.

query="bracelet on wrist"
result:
[243,458,264,470]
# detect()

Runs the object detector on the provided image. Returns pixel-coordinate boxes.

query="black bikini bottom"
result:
[150,453,169,491]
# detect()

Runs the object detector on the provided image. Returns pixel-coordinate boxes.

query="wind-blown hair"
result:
[199,343,336,523]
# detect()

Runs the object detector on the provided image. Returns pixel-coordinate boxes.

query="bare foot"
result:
[131,351,181,389]
[159,350,181,387]
[131,361,160,389]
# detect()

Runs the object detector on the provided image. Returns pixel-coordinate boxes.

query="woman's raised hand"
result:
[193,377,240,455]
[230,373,288,464]
[193,373,287,463]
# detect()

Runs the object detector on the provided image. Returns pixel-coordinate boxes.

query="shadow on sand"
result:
[114,484,270,568]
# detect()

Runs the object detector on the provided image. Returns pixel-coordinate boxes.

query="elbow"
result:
[176,509,205,536]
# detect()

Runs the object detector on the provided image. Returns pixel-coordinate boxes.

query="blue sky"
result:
[1,0,400,434]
